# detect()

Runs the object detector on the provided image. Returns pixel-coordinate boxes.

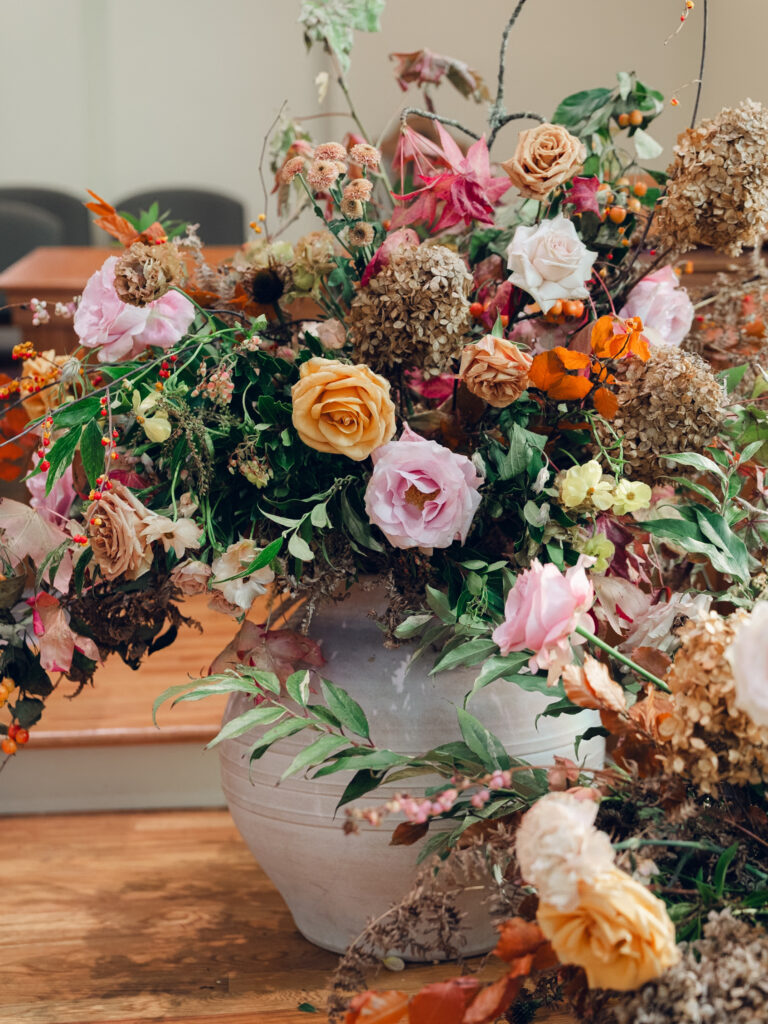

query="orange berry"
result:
[633,181,648,198]
[500,315,509,328]
[469,302,485,319]
[618,113,630,128]
[629,110,644,127]
[608,207,627,224]
[0,683,9,701]
[597,182,611,192]
[549,300,563,317]
[627,197,642,214]
[15,728,29,745]
[2,738,17,755]
[615,177,630,191]
[563,300,584,318]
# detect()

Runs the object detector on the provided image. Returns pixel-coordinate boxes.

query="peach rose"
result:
[291,356,396,461]
[170,559,212,595]
[86,482,154,581]
[502,123,587,200]
[537,866,680,991]
[459,335,533,407]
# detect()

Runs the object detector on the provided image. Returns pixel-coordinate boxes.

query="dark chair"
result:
[116,188,246,244]
[0,199,64,332]
[0,187,91,246]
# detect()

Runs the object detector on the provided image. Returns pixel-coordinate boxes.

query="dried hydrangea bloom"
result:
[661,611,768,795]
[114,241,184,306]
[655,99,768,255]
[611,910,768,1024]
[600,344,725,482]
[314,142,347,162]
[349,243,472,378]
[307,159,340,191]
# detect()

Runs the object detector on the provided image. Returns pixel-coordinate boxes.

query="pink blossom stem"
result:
[591,270,617,315]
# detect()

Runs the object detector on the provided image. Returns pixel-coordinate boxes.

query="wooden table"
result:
[0,246,240,354]
[0,809,574,1024]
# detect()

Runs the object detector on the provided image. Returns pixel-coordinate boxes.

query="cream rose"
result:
[727,601,768,726]
[459,335,532,408]
[210,538,275,614]
[86,481,154,581]
[291,357,396,461]
[506,214,597,314]
[502,123,587,200]
[537,866,680,991]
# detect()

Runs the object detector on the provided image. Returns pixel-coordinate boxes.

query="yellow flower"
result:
[132,391,172,444]
[537,866,680,991]
[611,478,652,516]
[580,533,615,572]
[560,461,614,511]
[291,357,396,461]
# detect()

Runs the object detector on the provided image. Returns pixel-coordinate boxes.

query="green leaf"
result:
[286,670,311,706]
[206,705,286,749]
[718,363,749,394]
[553,87,613,129]
[633,128,663,160]
[466,652,529,702]
[248,717,310,761]
[80,419,105,489]
[617,71,633,101]
[456,707,510,771]
[45,425,82,494]
[393,613,434,639]
[713,842,739,898]
[240,668,281,694]
[287,532,314,562]
[321,678,370,739]
[281,733,349,780]
[309,502,329,528]
[300,0,385,73]
[693,507,751,582]
[336,768,389,808]
[662,451,727,484]
[313,749,407,776]
[51,397,100,428]
[298,1003,320,1014]
[72,544,92,596]
[430,638,498,675]
[425,586,456,624]
[169,678,261,706]
[340,489,386,553]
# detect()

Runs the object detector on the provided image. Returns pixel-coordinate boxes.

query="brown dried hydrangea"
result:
[348,243,472,377]
[114,241,184,305]
[660,611,768,795]
[603,344,725,482]
[655,99,768,255]
[609,911,768,1024]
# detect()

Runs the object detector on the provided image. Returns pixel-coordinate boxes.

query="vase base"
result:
[294,918,497,961]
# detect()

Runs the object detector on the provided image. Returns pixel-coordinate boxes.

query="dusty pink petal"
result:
[618,266,693,347]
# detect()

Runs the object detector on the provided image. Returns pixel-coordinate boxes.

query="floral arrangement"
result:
[4,0,768,1018]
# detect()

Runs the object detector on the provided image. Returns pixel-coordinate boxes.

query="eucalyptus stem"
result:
[575,625,671,692]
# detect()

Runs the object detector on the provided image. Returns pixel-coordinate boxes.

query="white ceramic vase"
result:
[219,585,603,957]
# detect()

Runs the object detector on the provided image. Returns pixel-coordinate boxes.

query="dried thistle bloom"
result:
[610,911,768,1024]
[340,196,364,219]
[601,344,725,482]
[347,222,375,248]
[279,155,306,184]
[349,143,381,168]
[661,611,768,795]
[314,142,348,162]
[343,179,373,202]
[114,241,184,306]
[286,231,337,303]
[348,244,472,378]
[655,99,768,255]
[307,159,340,191]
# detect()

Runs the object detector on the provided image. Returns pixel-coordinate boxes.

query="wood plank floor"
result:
[0,809,574,1024]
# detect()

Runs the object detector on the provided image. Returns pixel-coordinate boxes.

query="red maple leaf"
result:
[563,176,601,216]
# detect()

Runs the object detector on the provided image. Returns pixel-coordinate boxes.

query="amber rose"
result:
[502,123,586,200]
[459,335,532,407]
[291,357,396,461]
[87,481,154,581]
[537,866,679,991]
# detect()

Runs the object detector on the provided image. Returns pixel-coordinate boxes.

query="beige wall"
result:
[0,0,766,229]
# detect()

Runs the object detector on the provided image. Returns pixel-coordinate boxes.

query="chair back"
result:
[0,199,63,272]
[0,187,91,246]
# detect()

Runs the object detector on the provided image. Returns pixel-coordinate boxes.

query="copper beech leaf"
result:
[409,978,480,1024]
[389,821,429,847]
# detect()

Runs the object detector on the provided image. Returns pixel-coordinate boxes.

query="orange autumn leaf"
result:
[590,315,617,358]
[562,656,627,713]
[85,189,167,247]
[389,820,429,846]
[547,375,592,400]
[344,990,409,1024]
[529,348,592,401]
[409,978,480,1024]
[494,918,548,962]
[590,314,651,362]
[593,386,618,419]
[461,974,524,1024]
[553,346,591,371]
[527,350,564,391]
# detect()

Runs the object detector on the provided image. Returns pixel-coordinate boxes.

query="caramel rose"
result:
[502,123,586,200]
[86,481,154,581]
[459,335,533,408]
[291,357,396,461]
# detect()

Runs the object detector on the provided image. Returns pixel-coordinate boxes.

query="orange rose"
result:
[459,335,532,408]
[537,866,679,991]
[502,123,586,200]
[291,357,396,461]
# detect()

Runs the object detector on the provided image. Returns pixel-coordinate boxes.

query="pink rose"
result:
[364,424,482,550]
[74,256,194,362]
[27,452,75,524]
[492,557,594,682]
[618,266,693,348]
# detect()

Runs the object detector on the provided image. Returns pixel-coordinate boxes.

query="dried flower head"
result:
[343,179,373,203]
[340,196,364,219]
[307,159,340,191]
[241,263,291,306]
[114,241,184,306]
[347,222,375,248]
[349,244,472,377]
[655,99,768,255]
[279,155,306,184]
[349,143,381,168]
[314,142,348,162]
[287,231,337,302]
[601,344,725,482]
[661,610,768,794]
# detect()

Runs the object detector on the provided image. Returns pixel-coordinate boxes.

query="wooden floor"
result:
[1,809,574,1024]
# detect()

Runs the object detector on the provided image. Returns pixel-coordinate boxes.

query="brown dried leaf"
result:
[389,821,429,847]
[631,646,672,680]
[563,656,626,713]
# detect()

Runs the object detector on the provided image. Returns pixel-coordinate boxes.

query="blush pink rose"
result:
[364,424,482,550]
[492,557,594,682]
[618,266,693,348]
[74,256,194,362]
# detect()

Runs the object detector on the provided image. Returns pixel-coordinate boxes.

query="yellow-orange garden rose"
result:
[536,866,679,991]
[291,357,396,461]
[502,123,586,200]
[459,335,532,408]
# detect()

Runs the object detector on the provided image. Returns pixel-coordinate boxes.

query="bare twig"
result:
[690,0,709,130]
[258,101,288,237]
